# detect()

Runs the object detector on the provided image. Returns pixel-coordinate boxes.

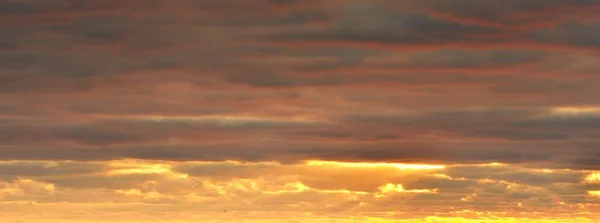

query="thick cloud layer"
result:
[1,0,600,222]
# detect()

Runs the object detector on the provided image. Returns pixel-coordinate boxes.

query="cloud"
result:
[362,49,545,69]
[0,108,598,170]
[0,115,329,146]
[533,22,600,48]
[343,107,600,141]
[412,0,600,28]
[3,160,596,220]
[0,161,106,180]
[2,1,600,221]
[266,7,502,46]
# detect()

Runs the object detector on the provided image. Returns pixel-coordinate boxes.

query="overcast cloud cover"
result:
[1,0,600,222]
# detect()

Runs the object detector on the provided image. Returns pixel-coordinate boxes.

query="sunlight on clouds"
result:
[263,181,310,194]
[43,161,60,168]
[0,159,599,222]
[585,172,600,183]
[1,216,598,223]
[0,179,56,203]
[106,160,189,179]
[460,193,477,202]
[465,162,506,167]
[547,106,600,116]
[375,183,437,198]
[116,189,163,200]
[182,160,282,166]
[305,160,445,170]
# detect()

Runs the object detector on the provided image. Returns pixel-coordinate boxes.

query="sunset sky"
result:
[1,0,600,222]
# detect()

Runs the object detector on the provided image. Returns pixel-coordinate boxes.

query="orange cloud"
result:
[2,1,600,222]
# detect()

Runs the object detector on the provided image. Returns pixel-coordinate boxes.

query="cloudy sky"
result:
[1,0,600,222]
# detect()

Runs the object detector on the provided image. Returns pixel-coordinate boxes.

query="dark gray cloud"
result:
[533,22,600,48]
[0,0,600,172]
[215,10,330,27]
[0,0,123,15]
[394,50,545,69]
[1,139,586,168]
[267,11,501,45]
[0,108,599,169]
[0,31,20,50]
[412,0,600,26]
[343,108,600,141]
[0,117,327,146]
[0,0,598,94]
[53,16,131,42]
[299,143,560,166]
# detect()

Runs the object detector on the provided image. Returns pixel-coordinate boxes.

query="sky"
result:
[1,0,600,222]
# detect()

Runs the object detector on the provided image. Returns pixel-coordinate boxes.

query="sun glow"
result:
[376,183,437,197]
[105,161,188,178]
[548,107,600,116]
[1,159,600,222]
[585,172,600,183]
[305,160,445,170]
